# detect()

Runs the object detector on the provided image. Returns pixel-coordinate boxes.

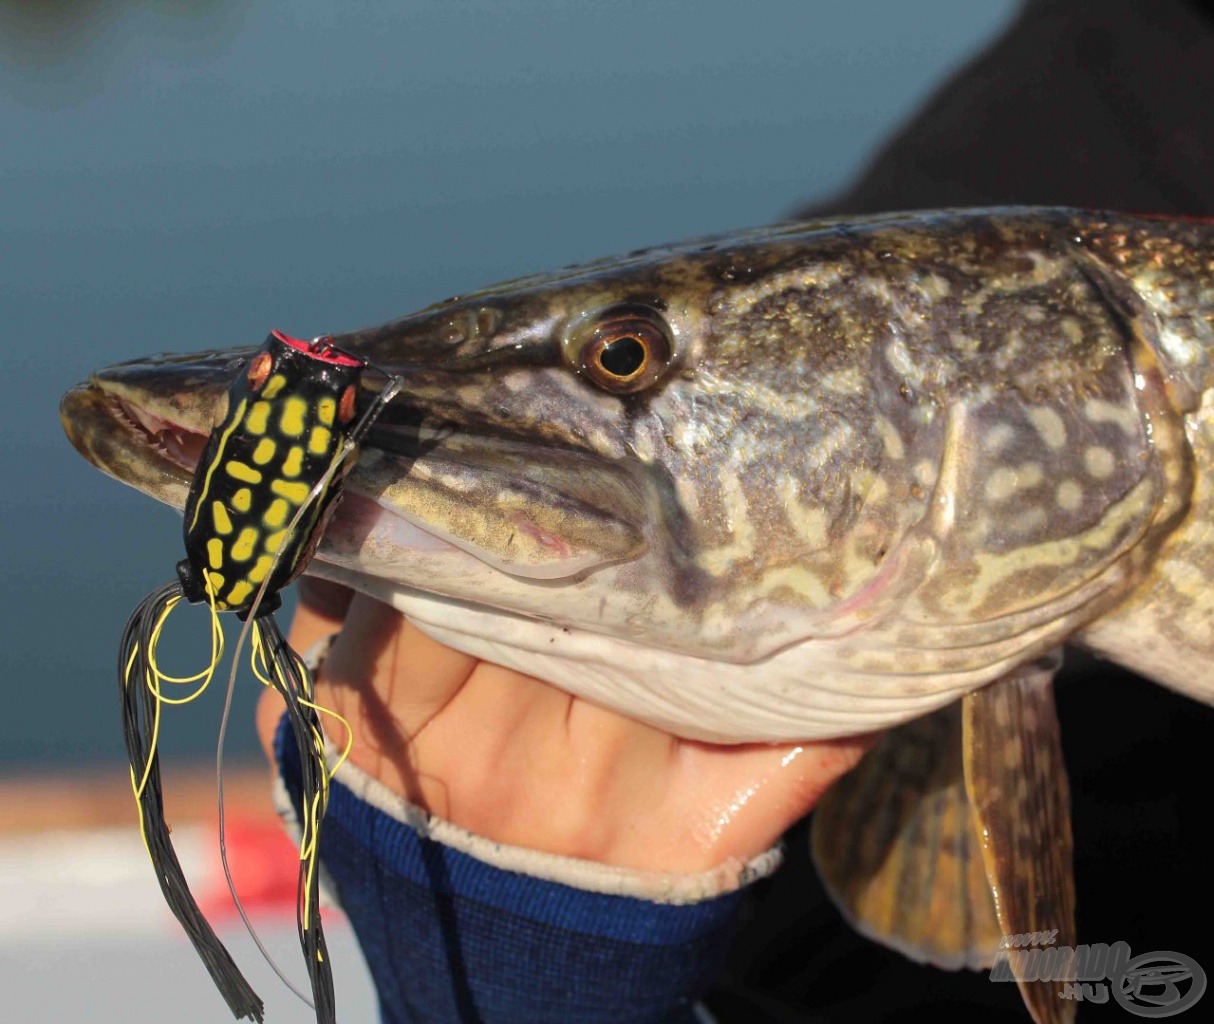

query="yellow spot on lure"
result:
[118,331,400,1024]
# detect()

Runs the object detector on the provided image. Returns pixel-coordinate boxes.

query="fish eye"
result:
[570,306,672,394]
[246,352,273,391]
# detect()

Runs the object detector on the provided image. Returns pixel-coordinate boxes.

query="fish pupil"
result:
[599,336,646,377]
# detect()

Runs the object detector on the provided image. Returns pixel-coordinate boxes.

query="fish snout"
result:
[87,347,250,434]
[61,346,255,509]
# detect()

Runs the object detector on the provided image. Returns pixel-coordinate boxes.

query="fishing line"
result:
[215,441,358,1016]
[214,371,403,1017]
[115,330,403,1024]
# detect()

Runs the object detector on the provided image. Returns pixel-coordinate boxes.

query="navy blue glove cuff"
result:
[275,712,775,1023]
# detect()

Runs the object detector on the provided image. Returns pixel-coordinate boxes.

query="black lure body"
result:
[119,331,395,1024]
[178,330,364,617]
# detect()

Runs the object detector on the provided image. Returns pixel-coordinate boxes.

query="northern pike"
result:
[60,207,1214,1023]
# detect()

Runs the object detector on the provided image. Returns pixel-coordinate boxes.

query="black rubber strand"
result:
[256,612,337,1024]
[119,581,265,1023]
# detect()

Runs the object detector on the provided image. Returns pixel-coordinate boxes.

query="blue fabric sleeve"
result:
[275,714,748,1024]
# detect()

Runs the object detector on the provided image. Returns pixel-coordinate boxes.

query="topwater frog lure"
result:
[119,330,400,1023]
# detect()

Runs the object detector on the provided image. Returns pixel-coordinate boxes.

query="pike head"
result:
[61,208,1214,740]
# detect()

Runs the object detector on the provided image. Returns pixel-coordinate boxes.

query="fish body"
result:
[61,207,1214,742]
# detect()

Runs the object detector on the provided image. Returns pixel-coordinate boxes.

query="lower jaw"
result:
[100,390,592,582]
[99,390,462,562]
[325,491,460,556]
[104,390,210,471]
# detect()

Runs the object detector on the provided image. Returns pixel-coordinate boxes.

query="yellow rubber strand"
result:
[145,586,225,705]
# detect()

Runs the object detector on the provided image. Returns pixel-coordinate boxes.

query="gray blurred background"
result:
[2,0,1016,769]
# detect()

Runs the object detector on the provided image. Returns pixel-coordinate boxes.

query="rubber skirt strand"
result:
[255,612,336,1024]
[119,581,265,1023]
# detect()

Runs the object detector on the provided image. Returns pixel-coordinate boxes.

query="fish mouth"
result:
[60,351,647,585]
[100,388,208,474]
[61,385,195,514]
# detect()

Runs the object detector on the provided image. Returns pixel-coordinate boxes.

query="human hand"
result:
[256,578,874,875]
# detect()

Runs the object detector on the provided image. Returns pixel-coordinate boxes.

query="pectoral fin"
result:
[963,652,1076,1024]
[811,702,1003,971]
[812,652,1078,1024]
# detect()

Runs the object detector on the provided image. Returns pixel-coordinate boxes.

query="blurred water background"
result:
[2,0,1017,770]
[1,2,1017,1021]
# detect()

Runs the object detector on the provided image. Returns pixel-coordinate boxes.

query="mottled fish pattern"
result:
[61,207,1214,741]
[60,207,1214,1024]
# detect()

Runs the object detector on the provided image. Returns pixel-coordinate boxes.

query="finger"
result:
[670,733,877,865]
[254,684,287,772]
[310,595,481,814]
[289,576,354,653]
[295,575,355,619]
[257,582,353,772]
[320,594,478,731]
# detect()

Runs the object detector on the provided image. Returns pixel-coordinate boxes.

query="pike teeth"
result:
[105,393,207,471]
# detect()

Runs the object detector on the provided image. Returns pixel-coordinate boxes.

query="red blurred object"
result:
[199,816,302,920]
